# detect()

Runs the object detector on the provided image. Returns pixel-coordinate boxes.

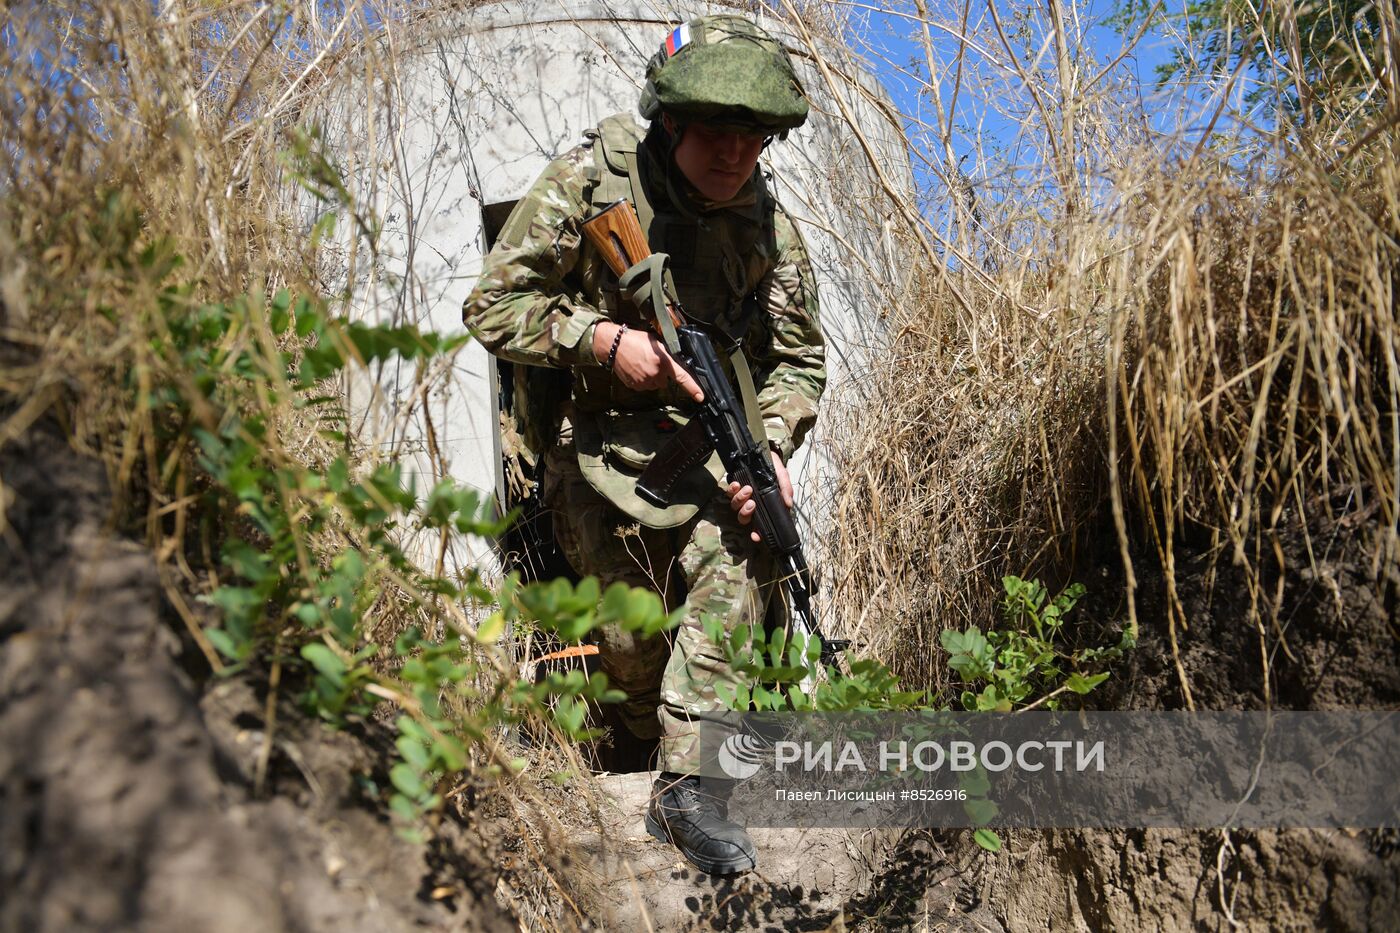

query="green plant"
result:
[700,619,1013,850]
[941,576,1133,712]
[693,577,1129,852]
[704,618,928,712]
[126,227,679,832]
[1112,0,1384,121]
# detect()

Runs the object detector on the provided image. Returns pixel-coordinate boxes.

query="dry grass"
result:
[1103,151,1399,707]
[0,0,389,467]
[797,0,1399,704]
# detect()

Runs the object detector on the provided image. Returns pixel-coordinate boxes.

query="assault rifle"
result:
[581,199,849,666]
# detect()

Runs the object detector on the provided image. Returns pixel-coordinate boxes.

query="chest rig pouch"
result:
[571,114,778,528]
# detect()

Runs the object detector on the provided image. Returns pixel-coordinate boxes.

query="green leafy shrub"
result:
[703,617,928,713]
[941,576,1133,711]
[701,620,1009,849]
[128,231,678,832]
[696,576,1130,852]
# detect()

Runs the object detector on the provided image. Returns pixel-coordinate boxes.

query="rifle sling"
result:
[618,148,768,450]
[618,255,681,355]
[623,150,656,238]
[616,256,770,456]
[634,341,769,507]
[727,345,769,451]
[613,156,772,502]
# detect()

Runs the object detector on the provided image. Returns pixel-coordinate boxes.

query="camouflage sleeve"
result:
[461,147,604,369]
[752,204,826,461]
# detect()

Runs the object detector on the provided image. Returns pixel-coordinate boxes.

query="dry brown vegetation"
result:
[0,0,372,484]
[801,0,1399,706]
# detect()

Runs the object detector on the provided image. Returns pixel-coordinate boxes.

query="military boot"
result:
[644,772,756,875]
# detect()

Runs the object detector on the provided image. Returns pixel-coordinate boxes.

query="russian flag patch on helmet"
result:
[664,23,691,57]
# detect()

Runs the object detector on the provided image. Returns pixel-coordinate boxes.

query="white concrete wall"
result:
[297,1,912,581]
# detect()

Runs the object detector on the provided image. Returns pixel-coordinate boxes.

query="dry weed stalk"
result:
[1107,149,1399,708]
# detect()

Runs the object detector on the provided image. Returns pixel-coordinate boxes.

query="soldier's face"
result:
[669,120,766,202]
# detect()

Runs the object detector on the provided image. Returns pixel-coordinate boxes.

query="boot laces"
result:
[661,775,716,815]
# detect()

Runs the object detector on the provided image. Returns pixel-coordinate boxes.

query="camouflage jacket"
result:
[463,115,825,521]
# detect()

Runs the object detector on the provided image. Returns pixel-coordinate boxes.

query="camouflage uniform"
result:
[464,88,823,776]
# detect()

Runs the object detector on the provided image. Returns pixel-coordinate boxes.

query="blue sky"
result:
[849,0,1188,136]
[853,0,1264,150]
[826,0,1223,237]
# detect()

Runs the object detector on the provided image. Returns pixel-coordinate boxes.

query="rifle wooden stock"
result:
[580,199,685,329]
[581,199,647,274]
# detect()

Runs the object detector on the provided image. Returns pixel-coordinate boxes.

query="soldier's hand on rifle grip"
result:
[727,450,793,543]
[592,321,704,403]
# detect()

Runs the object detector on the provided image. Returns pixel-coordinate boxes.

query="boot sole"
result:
[644,813,756,876]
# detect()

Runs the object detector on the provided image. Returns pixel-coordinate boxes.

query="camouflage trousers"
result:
[542,434,780,774]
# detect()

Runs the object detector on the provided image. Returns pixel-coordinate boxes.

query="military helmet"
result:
[638,14,809,135]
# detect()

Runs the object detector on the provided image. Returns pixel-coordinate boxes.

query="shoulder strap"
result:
[582,114,653,227]
[623,149,656,237]
[728,347,770,448]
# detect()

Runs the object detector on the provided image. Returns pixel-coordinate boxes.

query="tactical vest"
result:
[563,114,780,528]
[581,114,777,346]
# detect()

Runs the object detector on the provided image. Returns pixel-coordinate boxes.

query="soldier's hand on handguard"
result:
[727,451,792,543]
[593,321,705,403]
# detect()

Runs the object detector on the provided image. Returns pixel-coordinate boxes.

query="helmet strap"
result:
[656,114,704,223]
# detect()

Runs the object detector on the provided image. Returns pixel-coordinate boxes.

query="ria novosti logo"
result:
[717,732,767,779]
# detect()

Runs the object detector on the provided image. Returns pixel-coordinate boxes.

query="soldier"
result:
[463,14,824,875]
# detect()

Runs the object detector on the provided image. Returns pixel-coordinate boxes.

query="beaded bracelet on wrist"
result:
[605,323,628,371]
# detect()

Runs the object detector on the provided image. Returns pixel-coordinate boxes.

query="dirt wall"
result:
[953,511,1400,932]
[0,409,513,933]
